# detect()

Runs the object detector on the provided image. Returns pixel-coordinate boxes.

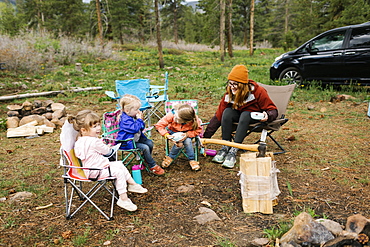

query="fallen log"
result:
[0,87,103,101]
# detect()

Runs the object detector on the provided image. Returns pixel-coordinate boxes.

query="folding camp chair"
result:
[102,110,149,170]
[146,72,169,123]
[233,83,296,155]
[105,78,152,128]
[60,121,118,221]
[162,99,204,166]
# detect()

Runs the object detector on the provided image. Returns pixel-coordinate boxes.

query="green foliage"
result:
[263,221,292,245]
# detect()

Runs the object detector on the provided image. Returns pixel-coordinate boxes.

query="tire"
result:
[279,67,303,85]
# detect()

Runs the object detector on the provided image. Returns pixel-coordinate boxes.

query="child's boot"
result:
[189,160,200,171]
[161,156,173,168]
[150,165,165,175]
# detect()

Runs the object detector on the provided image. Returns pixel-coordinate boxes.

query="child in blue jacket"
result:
[117,94,164,176]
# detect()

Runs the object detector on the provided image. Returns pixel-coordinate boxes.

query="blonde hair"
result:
[119,94,141,113]
[175,104,199,130]
[68,109,101,133]
[226,81,251,109]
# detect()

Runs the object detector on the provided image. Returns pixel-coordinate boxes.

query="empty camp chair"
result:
[146,72,169,122]
[161,99,203,166]
[233,83,296,154]
[60,121,118,220]
[101,110,149,170]
[105,78,152,127]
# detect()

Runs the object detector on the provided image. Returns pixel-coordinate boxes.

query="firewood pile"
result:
[6,100,67,138]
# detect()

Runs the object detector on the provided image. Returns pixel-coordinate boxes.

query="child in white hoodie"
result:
[69,109,147,212]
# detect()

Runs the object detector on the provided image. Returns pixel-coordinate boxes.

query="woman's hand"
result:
[261,111,268,122]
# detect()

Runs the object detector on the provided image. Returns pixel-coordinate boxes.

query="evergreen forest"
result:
[0,0,369,50]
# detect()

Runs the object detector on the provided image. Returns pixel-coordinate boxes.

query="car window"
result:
[349,27,370,48]
[311,31,346,51]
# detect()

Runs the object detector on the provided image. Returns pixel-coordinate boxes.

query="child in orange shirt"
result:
[155,104,202,171]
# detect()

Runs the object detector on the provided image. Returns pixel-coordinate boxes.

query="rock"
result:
[31,107,46,115]
[33,100,43,108]
[345,214,370,234]
[193,207,221,225]
[43,112,53,120]
[307,105,315,110]
[6,117,20,128]
[43,118,56,128]
[7,104,22,111]
[176,184,195,193]
[19,115,46,126]
[322,236,362,247]
[42,100,54,107]
[251,237,269,246]
[280,212,334,245]
[51,118,64,128]
[316,218,343,236]
[7,110,20,117]
[51,102,66,112]
[52,109,65,119]
[22,101,33,111]
[8,191,34,201]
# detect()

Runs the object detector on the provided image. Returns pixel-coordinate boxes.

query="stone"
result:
[6,117,19,128]
[52,109,65,119]
[176,184,195,193]
[251,238,269,246]
[33,100,43,108]
[7,110,20,117]
[22,101,33,111]
[316,218,343,236]
[6,104,22,111]
[43,112,53,120]
[42,100,54,107]
[280,212,334,245]
[31,107,46,115]
[19,115,46,126]
[8,191,34,201]
[193,207,221,225]
[43,118,56,128]
[345,214,370,234]
[51,102,66,112]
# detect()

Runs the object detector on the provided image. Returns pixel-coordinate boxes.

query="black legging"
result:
[221,108,258,143]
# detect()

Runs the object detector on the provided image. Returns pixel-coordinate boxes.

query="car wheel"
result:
[279,67,302,85]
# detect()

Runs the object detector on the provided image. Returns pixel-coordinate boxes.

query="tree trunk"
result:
[220,0,226,62]
[227,0,233,58]
[249,0,255,56]
[173,2,179,44]
[95,0,104,46]
[285,0,289,34]
[155,0,164,69]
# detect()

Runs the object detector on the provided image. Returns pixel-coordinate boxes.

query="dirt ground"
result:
[1,94,370,247]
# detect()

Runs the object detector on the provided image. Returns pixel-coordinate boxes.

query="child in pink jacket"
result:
[69,109,147,212]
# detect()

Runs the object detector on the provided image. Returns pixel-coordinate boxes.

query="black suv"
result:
[270,22,370,85]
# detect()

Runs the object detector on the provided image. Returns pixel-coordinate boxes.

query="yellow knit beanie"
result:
[227,65,249,84]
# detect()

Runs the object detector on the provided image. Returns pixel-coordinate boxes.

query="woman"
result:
[203,65,278,168]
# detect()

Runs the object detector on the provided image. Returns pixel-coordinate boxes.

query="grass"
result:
[0,44,369,246]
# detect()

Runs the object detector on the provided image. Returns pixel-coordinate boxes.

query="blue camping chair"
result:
[146,72,169,122]
[105,78,152,131]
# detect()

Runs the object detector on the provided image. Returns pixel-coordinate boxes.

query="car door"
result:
[342,26,370,82]
[298,30,347,81]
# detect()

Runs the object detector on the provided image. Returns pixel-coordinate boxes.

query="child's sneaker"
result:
[128,184,148,193]
[150,165,165,175]
[189,160,200,171]
[117,198,137,211]
[222,152,237,168]
[161,156,173,168]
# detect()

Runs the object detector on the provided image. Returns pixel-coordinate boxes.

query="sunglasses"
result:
[228,81,239,87]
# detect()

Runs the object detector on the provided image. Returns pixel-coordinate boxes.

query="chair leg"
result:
[267,132,286,155]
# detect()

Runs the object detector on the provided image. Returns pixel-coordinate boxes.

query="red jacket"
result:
[203,80,278,138]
